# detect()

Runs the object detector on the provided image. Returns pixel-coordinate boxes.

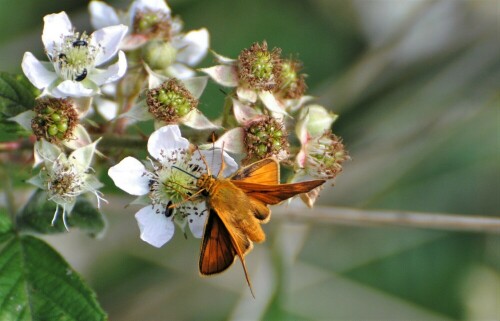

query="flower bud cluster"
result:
[11,0,349,234]
[31,98,78,143]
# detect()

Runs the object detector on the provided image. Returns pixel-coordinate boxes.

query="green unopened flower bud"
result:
[133,9,171,40]
[48,124,59,136]
[243,115,289,164]
[50,113,61,122]
[143,40,178,70]
[276,59,307,99]
[238,41,282,91]
[57,122,68,133]
[297,105,338,138]
[31,97,78,144]
[147,78,198,123]
[304,130,349,179]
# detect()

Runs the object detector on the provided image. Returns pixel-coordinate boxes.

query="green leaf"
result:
[16,190,106,237]
[0,234,107,321]
[0,72,38,139]
[0,72,37,117]
[0,209,13,243]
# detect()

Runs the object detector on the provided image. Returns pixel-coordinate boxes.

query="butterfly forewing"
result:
[232,179,325,205]
[230,158,279,185]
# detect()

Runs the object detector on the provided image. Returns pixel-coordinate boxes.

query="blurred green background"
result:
[1,0,499,320]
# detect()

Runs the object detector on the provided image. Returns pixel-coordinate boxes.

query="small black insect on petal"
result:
[75,69,87,82]
[165,201,174,218]
[72,40,88,47]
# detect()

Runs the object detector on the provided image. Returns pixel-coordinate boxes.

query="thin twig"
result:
[272,206,500,234]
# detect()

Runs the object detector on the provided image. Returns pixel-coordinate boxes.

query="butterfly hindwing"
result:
[199,208,253,275]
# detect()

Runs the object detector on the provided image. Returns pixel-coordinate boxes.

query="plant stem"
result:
[272,205,500,234]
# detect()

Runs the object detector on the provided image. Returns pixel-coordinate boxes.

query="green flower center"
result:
[280,62,297,88]
[44,162,83,204]
[133,10,171,39]
[251,51,274,80]
[245,116,288,161]
[32,97,78,143]
[138,13,161,32]
[157,90,192,117]
[53,33,96,82]
[147,79,198,123]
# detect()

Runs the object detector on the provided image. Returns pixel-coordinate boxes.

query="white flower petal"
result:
[89,1,121,30]
[135,205,174,248]
[147,125,189,160]
[233,98,259,124]
[52,80,96,98]
[9,110,35,131]
[237,87,257,103]
[91,51,127,85]
[181,76,208,99]
[108,156,150,196]
[187,201,207,238]
[63,124,93,150]
[259,91,289,115]
[21,52,57,90]
[91,25,129,66]
[212,128,245,154]
[200,65,238,87]
[166,63,196,79]
[42,12,73,53]
[199,149,238,177]
[181,110,219,130]
[174,28,209,66]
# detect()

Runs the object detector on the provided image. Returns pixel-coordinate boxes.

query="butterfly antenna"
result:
[217,141,227,178]
[171,166,199,179]
[196,148,211,176]
[241,257,255,298]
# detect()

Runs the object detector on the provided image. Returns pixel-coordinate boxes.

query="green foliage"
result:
[0,72,37,118]
[16,190,106,237]
[0,72,38,139]
[0,211,107,321]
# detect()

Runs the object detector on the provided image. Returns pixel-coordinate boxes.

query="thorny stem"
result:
[273,206,500,234]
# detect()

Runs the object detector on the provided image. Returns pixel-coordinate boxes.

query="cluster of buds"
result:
[31,97,78,143]
[202,41,349,202]
[9,0,348,238]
